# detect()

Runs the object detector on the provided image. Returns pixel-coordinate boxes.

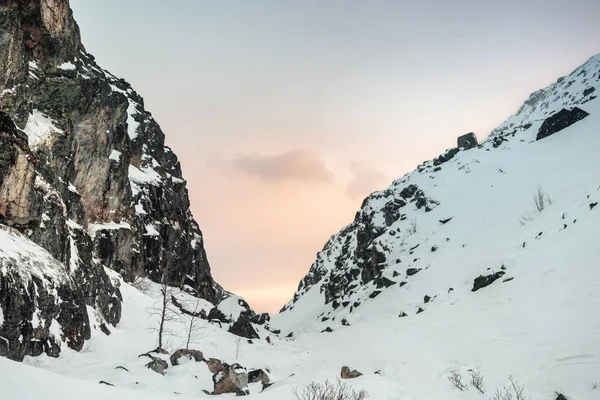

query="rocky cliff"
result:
[0,0,225,360]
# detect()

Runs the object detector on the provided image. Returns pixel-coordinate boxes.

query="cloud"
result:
[346,162,387,199]
[231,150,333,183]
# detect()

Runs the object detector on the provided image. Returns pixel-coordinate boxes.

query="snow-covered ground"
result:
[2,52,600,400]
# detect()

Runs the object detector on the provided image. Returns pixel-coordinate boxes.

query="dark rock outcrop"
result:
[170,348,204,366]
[213,363,250,396]
[472,271,506,292]
[206,358,222,374]
[341,366,363,379]
[207,296,260,339]
[0,0,229,359]
[536,107,589,140]
[248,369,270,386]
[457,132,478,149]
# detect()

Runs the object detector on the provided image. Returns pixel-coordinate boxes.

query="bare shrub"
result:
[533,186,553,212]
[492,387,513,400]
[509,376,526,400]
[592,382,598,390]
[292,380,368,400]
[183,298,204,349]
[492,376,527,400]
[448,371,468,391]
[407,218,418,235]
[518,212,538,226]
[148,264,181,351]
[131,275,151,294]
[235,337,243,360]
[469,368,485,394]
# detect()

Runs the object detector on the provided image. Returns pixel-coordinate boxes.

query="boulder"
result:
[170,348,204,366]
[206,358,222,374]
[143,355,168,375]
[208,296,260,339]
[536,107,589,141]
[457,132,478,149]
[472,271,506,292]
[213,363,249,396]
[248,369,270,386]
[341,366,363,379]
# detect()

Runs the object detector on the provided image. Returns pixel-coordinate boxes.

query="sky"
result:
[69,0,600,313]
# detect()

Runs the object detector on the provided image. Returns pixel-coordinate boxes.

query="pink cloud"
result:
[231,150,333,183]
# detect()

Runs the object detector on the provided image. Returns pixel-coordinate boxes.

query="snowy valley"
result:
[1,1,600,399]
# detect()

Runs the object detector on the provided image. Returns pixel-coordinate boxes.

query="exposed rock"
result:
[206,358,222,374]
[433,148,459,166]
[439,217,453,224]
[472,271,506,292]
[424,295,431,304]
[213,363,249,396]
[248,369,270,386]
[152,347,169,355]
[341,366,363,379]
[170,348,204,366]
[406,268,421,276]
[208,296,259,339]
[590,202,597,210]
[321,327,333,333]
[280,182,439,315]
[536,107,589,140]
[0,0,232,360]
[416,307,424,314]
[143,355,168,375]
[250,312,270,325]
[457,132,478,149]
[398,312,408,318]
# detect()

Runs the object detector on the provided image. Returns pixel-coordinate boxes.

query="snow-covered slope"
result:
[273,54,600,339]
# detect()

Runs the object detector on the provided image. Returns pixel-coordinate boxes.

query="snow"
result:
[128,165,162,187]
[135,202,148,215]
[68,183,79,194]
[127,99,141,140]
[216,295,247,321]
[144,224,160,236]
[21,110,64,149]
[87,221,132,237]
[2,49,600,400]
[109,150,122,162]
[66,219,83,231]
[69,236,80,271]
[0,225,70,286]
[58,62,76,71]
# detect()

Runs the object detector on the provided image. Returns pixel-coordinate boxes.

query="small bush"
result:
[533,186,553,213]
[292,380,368,400]
[407,218,418,235]
[448,371,468,391]
[469,368,485,394]
[492,376,527,400]
[592,382,598,390]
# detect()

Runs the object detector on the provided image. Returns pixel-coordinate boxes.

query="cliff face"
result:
[0,0,224,360]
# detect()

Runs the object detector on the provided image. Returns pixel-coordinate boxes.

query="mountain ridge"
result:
[273,52,600,333]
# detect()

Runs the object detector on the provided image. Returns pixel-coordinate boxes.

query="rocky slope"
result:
[275,53,600,334]
[0,0,226,360]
